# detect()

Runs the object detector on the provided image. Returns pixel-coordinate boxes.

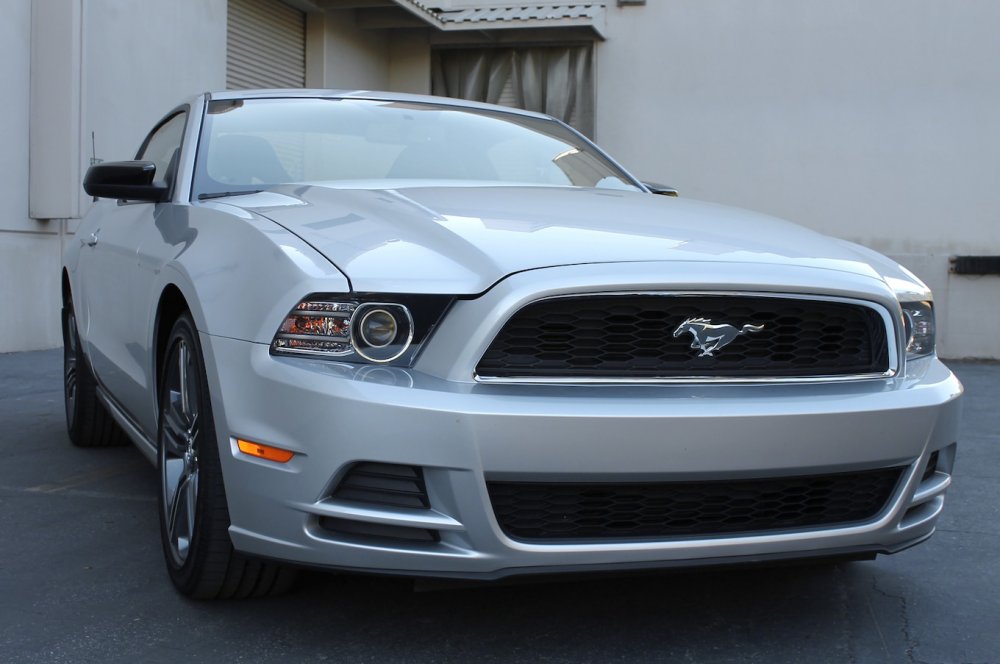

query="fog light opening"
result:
[921,450,940,482]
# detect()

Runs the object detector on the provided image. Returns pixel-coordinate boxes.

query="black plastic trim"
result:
[950,256,1000,275]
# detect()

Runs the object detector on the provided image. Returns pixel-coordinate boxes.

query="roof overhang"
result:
[368,1,607,38]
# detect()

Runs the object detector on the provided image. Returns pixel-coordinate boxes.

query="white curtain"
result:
[432,45,595,137]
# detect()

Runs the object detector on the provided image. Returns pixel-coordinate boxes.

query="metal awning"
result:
[391,1,606,37]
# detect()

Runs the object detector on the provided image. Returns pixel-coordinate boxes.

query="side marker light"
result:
[237,439,294,463]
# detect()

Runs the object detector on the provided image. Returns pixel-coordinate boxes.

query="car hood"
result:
[224,183,903,295]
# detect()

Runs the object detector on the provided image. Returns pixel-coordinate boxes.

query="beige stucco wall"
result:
[388,31,432,95]
[0,0,227,353]
[308,9,390,90]
[81,0,227,209]
[0,0,63,351]
[306,12,428,94]
[595,0,1000,358]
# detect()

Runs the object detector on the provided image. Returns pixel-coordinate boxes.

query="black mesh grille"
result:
[477,295,890,379]
[488,468,903,541]
[331,462,430,509]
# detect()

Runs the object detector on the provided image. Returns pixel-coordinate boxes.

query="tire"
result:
[157,313,296,599]
[62,300,128,448]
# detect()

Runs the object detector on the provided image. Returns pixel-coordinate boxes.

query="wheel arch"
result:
[61,268,72,306]
[153,284,192,396]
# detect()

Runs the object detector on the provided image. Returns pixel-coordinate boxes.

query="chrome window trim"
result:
[473,291,900,385]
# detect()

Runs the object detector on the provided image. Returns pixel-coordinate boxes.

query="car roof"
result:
[204,89,554,121]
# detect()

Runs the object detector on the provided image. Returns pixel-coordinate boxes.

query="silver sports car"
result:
[63,90,962,598]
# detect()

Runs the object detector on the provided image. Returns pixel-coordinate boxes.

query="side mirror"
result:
[642,181,679,197]
[83,161,169,202]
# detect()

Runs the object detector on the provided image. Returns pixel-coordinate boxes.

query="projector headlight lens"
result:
[358,308,398,348]
[351,303,413,362]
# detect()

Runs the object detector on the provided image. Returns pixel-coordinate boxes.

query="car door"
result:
[81,111,188,432]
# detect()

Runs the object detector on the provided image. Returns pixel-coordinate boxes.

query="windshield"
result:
[192,97,641,198]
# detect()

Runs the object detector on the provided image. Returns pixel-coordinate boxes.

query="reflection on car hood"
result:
[226,183,896,295]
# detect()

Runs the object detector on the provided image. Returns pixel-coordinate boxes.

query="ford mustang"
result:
[63,90,962,598]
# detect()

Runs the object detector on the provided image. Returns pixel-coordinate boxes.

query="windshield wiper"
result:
[197,189,265,200]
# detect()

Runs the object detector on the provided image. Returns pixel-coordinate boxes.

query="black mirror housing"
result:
[642,181,679,197]
[83,161,169,202]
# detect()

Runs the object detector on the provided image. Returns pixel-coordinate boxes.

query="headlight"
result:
[270,294,451,365]
[901,301,935,359]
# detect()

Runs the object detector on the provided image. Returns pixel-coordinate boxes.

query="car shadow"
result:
[203,558,881,662]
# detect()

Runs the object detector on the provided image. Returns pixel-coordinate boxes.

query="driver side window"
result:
[138,112,187,190]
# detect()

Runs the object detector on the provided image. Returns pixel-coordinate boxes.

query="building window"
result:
[431,45,595,137]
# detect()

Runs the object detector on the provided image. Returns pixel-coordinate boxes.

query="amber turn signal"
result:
[237,439,294,463]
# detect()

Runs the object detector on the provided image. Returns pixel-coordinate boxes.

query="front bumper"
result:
[201,331,962,579]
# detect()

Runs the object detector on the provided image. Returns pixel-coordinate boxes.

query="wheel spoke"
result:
[166,469,189,544]
[183,469,198,542]
[186,359,200,426]
[161,404,189,457]
[167,469,198,561]
[163,457,184,499]
[178,342,190,420]
[65,367,77,399]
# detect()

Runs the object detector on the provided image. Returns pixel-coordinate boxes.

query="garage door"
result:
[227,0,306,89]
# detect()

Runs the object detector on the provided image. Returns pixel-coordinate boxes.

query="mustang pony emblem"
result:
[673,318,764,357]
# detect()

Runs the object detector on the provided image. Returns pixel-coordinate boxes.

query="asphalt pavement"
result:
[0,350,997,663]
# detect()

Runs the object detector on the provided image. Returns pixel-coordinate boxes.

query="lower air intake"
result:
[318,517,438,543]
[488,467,903,541]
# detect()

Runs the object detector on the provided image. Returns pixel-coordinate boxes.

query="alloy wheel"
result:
[160,339,201,567]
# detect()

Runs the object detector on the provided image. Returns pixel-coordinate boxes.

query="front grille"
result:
[476,295,890,379]
[331,462,429,509]
[488,467,903,541]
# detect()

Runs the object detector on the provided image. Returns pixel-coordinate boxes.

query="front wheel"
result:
[157,313,296,599]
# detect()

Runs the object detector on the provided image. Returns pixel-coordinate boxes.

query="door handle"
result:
[82,230,100,247]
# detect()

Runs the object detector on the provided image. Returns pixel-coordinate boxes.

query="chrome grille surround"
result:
[474,292,900,384]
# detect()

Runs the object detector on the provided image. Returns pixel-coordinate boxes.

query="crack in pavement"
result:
[936,528,1000,538]
[834,564,859,663]
[866,597,890,661]
[870,575,929,664]
[23,460,148,493]
[0,484,155,503]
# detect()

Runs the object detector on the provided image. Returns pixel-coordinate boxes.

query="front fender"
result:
[146,203,350,346]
